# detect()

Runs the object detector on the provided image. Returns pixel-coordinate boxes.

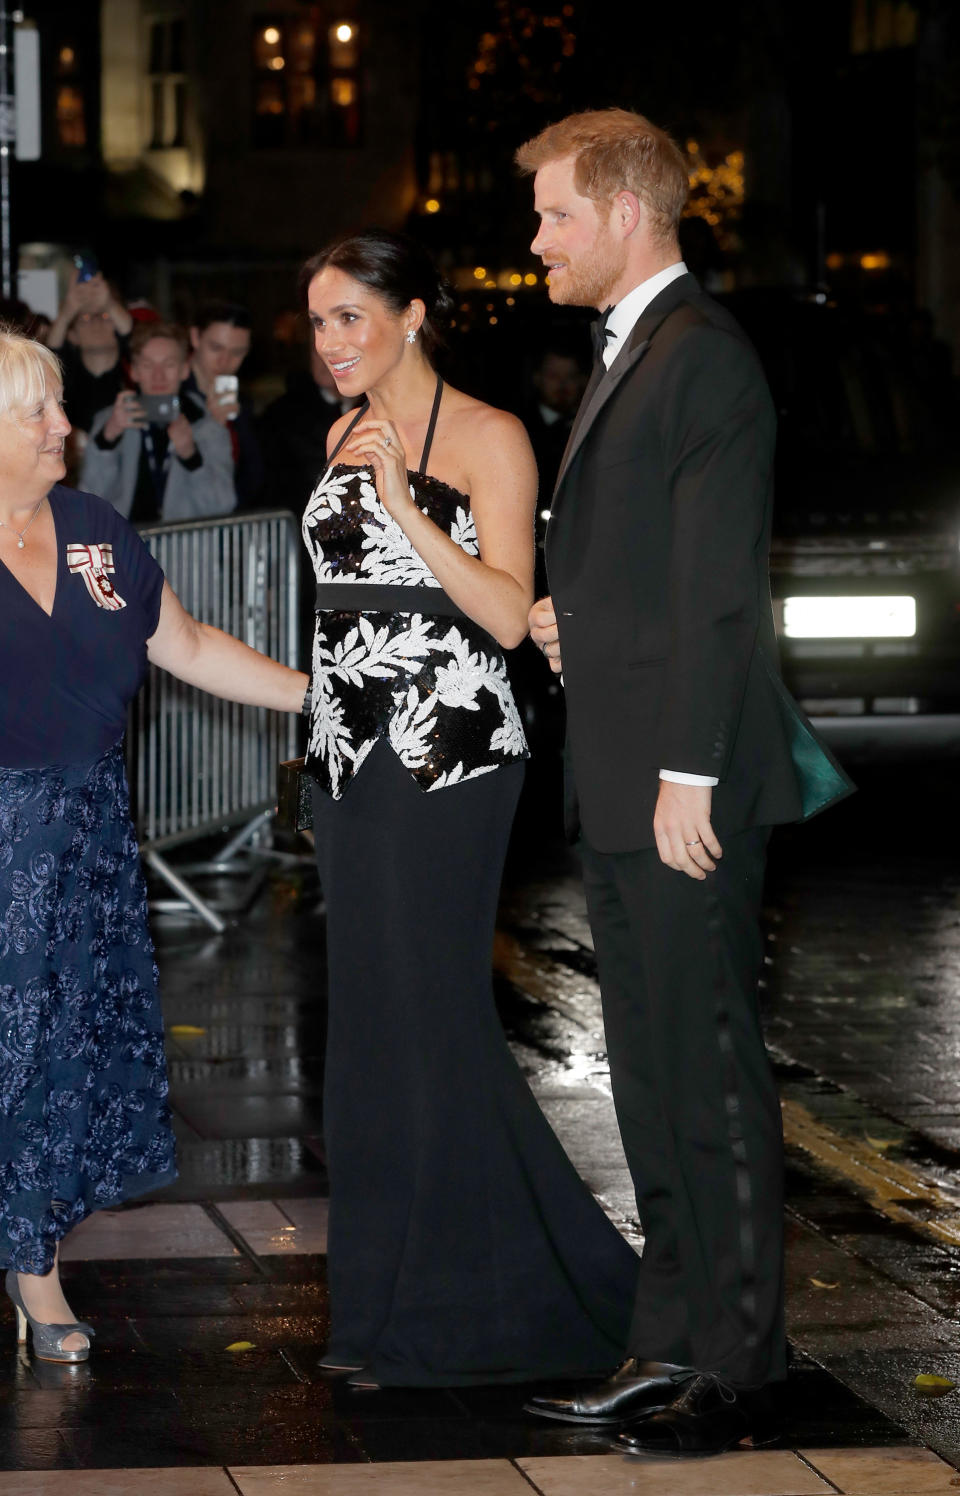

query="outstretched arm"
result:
[147,581,309,711]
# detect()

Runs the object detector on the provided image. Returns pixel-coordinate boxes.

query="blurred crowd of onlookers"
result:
[0,274,594,543]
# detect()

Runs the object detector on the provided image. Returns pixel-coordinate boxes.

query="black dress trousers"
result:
[579,825,785,1390]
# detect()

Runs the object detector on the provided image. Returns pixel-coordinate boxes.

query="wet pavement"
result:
[6,757,960,1490]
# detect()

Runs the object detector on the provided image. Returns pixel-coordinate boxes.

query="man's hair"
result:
[515,108,689,242]
[192,300,252,334]
[130,320,189,360]
[0,324,62,417]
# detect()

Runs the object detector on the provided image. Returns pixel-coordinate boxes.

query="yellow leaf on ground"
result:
[865,1133,900,1151]
[915,1373,956,1394]
[169,1025,207,1036]
[809,1278,840,1290]
[225,1341,256,1353]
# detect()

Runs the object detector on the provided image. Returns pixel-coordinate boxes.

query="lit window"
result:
[147,19,188,150]
[330,77,356,107]
[56,85,86,148]
[252,16,362,148]
[330,22,358,67]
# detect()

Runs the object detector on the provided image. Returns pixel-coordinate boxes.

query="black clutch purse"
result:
[277,757,314,832]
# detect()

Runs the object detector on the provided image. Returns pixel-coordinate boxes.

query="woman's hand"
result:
[342,419,415,521]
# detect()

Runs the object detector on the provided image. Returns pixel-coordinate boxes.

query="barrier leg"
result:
[144,848,227,934]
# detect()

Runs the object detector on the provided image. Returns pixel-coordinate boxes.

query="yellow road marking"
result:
[781,1098,960,1248]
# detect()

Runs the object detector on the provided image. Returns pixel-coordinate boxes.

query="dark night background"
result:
[10,0,960,414]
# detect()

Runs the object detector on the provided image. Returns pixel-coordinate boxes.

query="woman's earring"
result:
[406,330,417,344]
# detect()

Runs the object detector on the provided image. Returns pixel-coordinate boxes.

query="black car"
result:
[730,291,960,762]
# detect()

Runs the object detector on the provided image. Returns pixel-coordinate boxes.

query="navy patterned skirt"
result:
[0,741,176,1274]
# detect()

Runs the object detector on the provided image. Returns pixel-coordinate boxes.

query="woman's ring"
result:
[685,838,701,847]
[384,435,392,447]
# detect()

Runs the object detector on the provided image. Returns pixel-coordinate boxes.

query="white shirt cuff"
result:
[659,769,719,787]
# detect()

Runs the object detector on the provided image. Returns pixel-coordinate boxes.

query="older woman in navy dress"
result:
[0,327,309,1361]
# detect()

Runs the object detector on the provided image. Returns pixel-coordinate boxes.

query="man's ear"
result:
[614,191,643,238]
[189,327,200,353]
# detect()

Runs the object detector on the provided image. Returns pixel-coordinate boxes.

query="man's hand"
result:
[168,411,197,460]
[102,389,145,442]
[529,595,562,674]
[653,780,723,880]
[207,390,239,427]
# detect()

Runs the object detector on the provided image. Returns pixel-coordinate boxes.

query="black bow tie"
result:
[591,305,616,362]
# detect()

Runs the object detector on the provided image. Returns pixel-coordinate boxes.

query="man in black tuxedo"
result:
[515,109,849,1456]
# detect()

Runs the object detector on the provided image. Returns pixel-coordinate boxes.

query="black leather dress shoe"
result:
[614,1373,781,1458]
[523,1359,697,1425]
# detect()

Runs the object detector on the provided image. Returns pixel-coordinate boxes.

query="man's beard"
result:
[549,231,628,309]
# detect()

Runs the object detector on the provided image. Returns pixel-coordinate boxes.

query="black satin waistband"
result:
[315,583,467,618]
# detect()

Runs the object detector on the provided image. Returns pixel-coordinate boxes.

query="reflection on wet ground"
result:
[6,763,960,1483]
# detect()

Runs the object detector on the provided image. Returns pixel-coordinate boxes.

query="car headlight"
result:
[782,595,917,639]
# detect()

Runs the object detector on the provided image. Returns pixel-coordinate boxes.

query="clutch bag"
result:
[277,757,314,832]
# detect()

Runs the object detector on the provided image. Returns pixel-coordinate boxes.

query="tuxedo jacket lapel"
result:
[551,273,701,502]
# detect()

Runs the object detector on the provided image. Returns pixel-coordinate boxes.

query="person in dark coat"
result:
[259,342,360,513]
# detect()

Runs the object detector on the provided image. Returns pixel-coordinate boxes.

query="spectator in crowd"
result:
[522,341,590,503]
[184,301,265,507]
[519,341,589,596]
[80,321,237,523]
[259,340,360,511]
[45,270,133,434]
[0,297,45,339]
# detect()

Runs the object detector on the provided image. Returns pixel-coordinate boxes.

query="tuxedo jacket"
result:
[545,272,850,854]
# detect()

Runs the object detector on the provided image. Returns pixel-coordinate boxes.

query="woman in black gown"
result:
[301,232,638,1389]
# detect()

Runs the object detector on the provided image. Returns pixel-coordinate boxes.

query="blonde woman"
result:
[0,328,308,1361]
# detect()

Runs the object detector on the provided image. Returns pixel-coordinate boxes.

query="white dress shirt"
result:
[602,262,718,789]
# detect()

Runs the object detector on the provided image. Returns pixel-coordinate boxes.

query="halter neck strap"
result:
[418,374,444,475]
[326,401,369,466]
[324,374,443,476]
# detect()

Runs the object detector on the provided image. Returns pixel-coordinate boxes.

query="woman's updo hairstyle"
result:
[299,230,454,364]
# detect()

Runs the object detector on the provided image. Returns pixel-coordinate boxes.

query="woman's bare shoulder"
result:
[443,387,532,456]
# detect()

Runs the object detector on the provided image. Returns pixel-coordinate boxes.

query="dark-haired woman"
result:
[301,230,638,1390]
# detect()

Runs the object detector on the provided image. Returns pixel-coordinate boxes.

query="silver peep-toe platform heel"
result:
[5,1269,94,1363]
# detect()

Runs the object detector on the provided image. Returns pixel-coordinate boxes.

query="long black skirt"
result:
[313,740,639,1386]
[0,742,176,1274]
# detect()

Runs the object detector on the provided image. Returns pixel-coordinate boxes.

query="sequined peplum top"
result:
[301,460,528,799]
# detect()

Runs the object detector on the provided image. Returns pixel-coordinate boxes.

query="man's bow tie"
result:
[591,305,616,361]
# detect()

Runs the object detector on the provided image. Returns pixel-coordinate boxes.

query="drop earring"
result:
[406,330,417,344]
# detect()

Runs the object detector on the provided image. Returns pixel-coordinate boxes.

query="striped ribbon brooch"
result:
[66,543,127,611]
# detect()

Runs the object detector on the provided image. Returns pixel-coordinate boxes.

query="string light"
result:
[683,143,745,246]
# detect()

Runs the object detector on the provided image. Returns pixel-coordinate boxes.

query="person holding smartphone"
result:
[184,301,265,508]
[80,321,238,523]
[45,264,133,437]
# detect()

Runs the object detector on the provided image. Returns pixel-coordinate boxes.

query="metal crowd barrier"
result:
[127,509,302,932]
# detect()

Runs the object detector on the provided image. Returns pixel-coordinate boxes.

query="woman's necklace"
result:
[0,495,46,549]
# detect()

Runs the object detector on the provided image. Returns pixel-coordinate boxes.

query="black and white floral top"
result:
[301,457,528,799]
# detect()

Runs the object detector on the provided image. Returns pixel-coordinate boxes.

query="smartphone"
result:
[213,373,239,419]
[73,253,99,283]
[141,393,180,426]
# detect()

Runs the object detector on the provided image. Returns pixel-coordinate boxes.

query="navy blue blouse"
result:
[0,484,164,768]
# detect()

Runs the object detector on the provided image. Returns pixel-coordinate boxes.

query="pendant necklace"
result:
[0,495,46,549]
